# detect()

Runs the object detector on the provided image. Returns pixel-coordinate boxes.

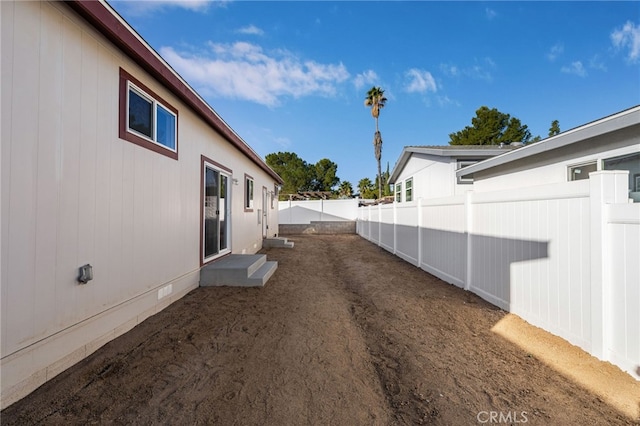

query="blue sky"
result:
[108,0,640,189]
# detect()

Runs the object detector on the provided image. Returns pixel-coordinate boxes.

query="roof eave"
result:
[65,0,283,184]
[388,146,512,183]
[456,105,640,179]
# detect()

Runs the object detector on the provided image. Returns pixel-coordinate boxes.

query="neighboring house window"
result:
[119,68,178,160]
[395,182,402,202]
[405,178,413,202]
[603,152,640,199]
[568,161,598,181]
[457,160,480,184]
[245,175,254,211]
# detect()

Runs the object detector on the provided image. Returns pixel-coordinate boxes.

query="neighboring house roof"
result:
[456,105,640,180]
[66,0,284,184]
[388,145,516,183]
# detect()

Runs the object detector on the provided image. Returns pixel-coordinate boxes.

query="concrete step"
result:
[263,237,294,249]
[200,254,277,287]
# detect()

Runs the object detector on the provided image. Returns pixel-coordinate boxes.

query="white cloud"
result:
[439,63,459,77]
[485,8,497,20]
[437,95,459,107]
[547,43,564,62]
[236,25,264,36]
[439,58,494,82]
[110,0,223,15]
[159,42,350,107]
[589,55,607,72]
[561,61,587,77]
[611,21,640,63]
[353,70,379,90]
[404,69,437,93]
[468,57,495,81]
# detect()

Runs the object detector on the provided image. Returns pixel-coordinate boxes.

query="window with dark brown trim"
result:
[119,68,178,160]
[244,174,254,211]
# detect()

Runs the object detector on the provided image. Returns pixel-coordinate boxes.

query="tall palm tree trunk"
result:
[373,130,382,200]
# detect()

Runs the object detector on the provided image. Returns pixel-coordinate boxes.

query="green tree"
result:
[449,106,531,145]
[265,152,313,196]
[549,120,561,136]
[364,86,387,199]
[338,181,353,198]
[358,177,376,199]
[311,158,339,191]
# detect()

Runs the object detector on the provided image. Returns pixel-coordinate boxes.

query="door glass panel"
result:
[220,175,228,251]
[204,167,219,258]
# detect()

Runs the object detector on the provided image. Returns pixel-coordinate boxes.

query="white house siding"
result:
[472,143,640,193]
[394,154,456,200]
[1,1,278,407]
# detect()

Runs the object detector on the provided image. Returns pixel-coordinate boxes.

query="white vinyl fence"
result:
[357,171,639,380]
[278,199,360,224]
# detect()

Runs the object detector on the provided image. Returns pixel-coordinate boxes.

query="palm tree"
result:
[364,86,387,199]
[338,181,353,198]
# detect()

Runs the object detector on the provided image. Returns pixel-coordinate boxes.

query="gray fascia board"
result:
[456,106,640,179]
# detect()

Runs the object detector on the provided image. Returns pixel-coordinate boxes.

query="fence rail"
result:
[357,171,639,380]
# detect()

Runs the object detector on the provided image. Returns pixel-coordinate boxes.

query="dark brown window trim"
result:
[200,155,233,267]
[244,173,254,212]
[119,68,179,160]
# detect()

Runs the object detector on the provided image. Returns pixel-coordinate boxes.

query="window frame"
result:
[405,177,413,202]
[244,174,254,211]
[456,160,480,184]
[119,68,178,160]
[395,181,402,202]
[568,161,598,181]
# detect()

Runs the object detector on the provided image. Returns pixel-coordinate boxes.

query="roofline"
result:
[388,145,512,183]
[65,0,283,184]
[457,105,640,179]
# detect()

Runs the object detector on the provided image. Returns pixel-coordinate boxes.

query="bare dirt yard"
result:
[2,234,639,425]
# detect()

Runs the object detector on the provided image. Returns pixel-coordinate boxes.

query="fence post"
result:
[378,203,382,247]
[465,190,474,291]
[417,199,423,269]
[393,201,397,254]
[589,171,629,360]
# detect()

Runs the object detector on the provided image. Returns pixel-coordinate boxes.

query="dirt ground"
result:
[2,234,639,425]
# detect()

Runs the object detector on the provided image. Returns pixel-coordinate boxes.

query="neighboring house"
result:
[388,145,516,202]
[457,106,640,201]
[1,0,282,407]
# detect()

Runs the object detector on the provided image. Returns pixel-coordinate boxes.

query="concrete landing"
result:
[262,237,294,248]
[200,254,277,287]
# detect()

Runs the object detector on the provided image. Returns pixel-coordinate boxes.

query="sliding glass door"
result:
[203,161,230,262]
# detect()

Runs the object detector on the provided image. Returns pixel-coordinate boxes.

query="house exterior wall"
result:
[393,154,462,201]
[471,125,640,195]
[1,0,278,407]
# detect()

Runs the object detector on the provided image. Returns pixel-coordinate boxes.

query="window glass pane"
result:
[406,178,413,202]
[129,89,153,138]
[604,152,640,198]
[204,167,219,258]
[395,182,402,202]
[246,178,254,208]
[156,104,176,150]
[569,162,597,181]
[220,175,228,250]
